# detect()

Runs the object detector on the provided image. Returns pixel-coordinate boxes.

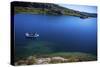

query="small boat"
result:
[25,32,39,38]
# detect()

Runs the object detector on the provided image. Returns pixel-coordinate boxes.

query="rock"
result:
[16,60,27,65]
[35,58,51,64]
[27,56,33,60]
[68,58,79,62]
[45,58,51,62]
[35,58,44,64]
[27,56,36,60]
[74,59,79,61]
[26,56,36,65]
[42,62,48,64]
[15,56,69,65]
[51,57,69,62]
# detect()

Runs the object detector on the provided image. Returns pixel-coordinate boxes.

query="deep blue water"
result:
[14,14,97,59]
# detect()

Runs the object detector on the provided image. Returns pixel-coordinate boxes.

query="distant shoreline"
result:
[14,7,97,19]
[13,2,97,19]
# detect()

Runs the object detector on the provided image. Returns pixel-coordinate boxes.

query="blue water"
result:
[14,14,97,59]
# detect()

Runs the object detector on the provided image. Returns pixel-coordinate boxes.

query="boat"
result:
[25,32,39,38]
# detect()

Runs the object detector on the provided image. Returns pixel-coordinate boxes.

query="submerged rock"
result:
[15,52,97,65]
[26,56,36,65]
[35,58,51,64]
[51,57,69,63]
[15,60,27,65]
[27,56,36,60]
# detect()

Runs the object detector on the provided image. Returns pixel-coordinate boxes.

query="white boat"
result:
[25,32,39,38]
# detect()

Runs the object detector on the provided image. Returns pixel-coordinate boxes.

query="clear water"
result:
[14,14,97,60]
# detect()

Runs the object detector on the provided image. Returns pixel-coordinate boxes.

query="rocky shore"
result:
[15,56,72,65]
[15,52,97,65]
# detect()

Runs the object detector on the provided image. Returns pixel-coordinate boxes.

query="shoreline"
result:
[14,5,97,19]
[15,52,97,65]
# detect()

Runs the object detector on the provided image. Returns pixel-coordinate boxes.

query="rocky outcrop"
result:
[15,56,69,65]
[35,58,51,64]
[51,57,69,62]
[14,52,96,65]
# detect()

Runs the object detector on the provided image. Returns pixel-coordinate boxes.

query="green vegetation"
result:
[14,7,45,14]
[13,1,97,19]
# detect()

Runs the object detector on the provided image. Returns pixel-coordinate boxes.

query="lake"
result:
[14,14,97,60]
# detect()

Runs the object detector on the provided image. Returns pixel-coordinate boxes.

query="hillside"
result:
[12,1,97,19]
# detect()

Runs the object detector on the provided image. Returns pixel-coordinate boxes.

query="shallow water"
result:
[14,14,97,60]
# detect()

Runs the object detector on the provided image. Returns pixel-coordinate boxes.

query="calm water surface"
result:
[14,14,97,59]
